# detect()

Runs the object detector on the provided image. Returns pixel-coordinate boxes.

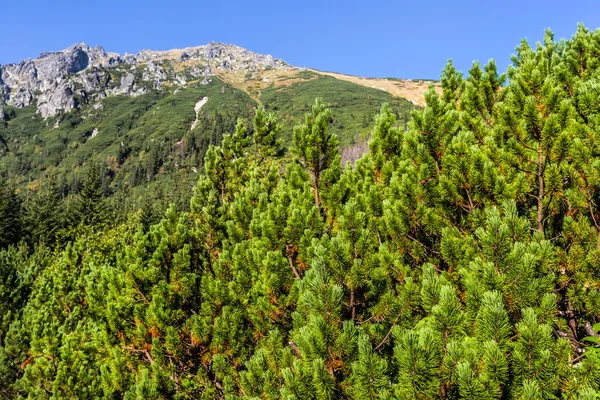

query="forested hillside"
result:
[1,25,600,399]
[0,42,416,204]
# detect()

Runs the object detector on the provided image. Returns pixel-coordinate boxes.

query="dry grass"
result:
[212,67,438,106]
[308,69,441,107]
[212,68,313,102]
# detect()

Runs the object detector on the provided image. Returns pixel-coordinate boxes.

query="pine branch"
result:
[374,292,415,351]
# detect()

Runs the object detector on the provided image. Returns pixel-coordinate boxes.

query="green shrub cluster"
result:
[1,26,600,399]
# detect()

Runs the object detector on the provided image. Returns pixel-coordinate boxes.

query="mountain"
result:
[0,42,432,118]
[0,42,432,194]
[0,42,293,118]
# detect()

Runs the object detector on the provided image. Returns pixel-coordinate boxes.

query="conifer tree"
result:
[369,103,403,173]
[393,328,441,399]
[0,179,21,248]
[292,98,341,213]
[346,334,391,399]
[253,107,283,164]
[3,24,600,400]
[440,59,465,107]
[23,178,63,244]
[74,166,106,226]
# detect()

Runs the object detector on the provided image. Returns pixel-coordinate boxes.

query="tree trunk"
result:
[313,170,321,211]
[536,148,545,234]
[285,245,301,279]
[350,289,356,321]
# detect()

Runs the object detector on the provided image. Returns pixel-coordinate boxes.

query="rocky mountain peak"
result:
[0,42,292,118]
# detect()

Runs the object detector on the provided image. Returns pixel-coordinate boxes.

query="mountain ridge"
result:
[0,41,293,118]
[0,42,435,119]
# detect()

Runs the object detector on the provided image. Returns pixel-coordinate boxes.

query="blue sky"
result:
[1,0,599,79]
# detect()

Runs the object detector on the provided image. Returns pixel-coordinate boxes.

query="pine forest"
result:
[1,26,600,399]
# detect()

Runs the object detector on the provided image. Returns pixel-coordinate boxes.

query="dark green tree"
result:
[73,166,107,226]
[0,179,21,248]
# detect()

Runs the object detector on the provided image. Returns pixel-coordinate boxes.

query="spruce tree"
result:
[74,166,106,226]
[23,178,63,244]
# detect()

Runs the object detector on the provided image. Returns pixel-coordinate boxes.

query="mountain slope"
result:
[309,69,438,106]
[260,71,413,147]
[0,42,430,193]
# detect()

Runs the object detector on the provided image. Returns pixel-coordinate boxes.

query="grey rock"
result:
[37,83,76,118]
[0,40,295,117]
[119,73,136,94]
[205,42,223,59]
[200,77,212,86]
[189,65,213,78]
[142,61,167,88]
[0,70,8,104]
[145,60,160,73]
[35,43,89,83]
[122,53,137,64]
[11,88,33,107]
[87,45,109,65]
[66,46,89,73]
[13,59,37,81]
[175,73,187,85]
[134,87,149,96]
[102,56,122,68]
[80,70,103,92]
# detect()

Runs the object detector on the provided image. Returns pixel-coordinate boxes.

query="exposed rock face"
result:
[37,84,77,118]
[118,73,136,94]
[0,42,293,118]
[12,88,33,108]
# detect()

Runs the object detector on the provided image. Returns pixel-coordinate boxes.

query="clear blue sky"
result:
[1,0,599,79]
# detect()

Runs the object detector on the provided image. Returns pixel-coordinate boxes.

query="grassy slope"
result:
[259,71,414,146]
[309,69,440,107]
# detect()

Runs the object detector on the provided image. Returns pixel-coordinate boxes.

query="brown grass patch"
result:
[308,69,441,106]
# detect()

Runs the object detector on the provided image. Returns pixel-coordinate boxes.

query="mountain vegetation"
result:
[1,25,600,399]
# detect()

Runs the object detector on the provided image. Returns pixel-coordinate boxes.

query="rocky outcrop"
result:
[37,83,77,118]
[0,41,293,118]
[118,73,136,94]
[12,88,33,108]
[142,61,167,89]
